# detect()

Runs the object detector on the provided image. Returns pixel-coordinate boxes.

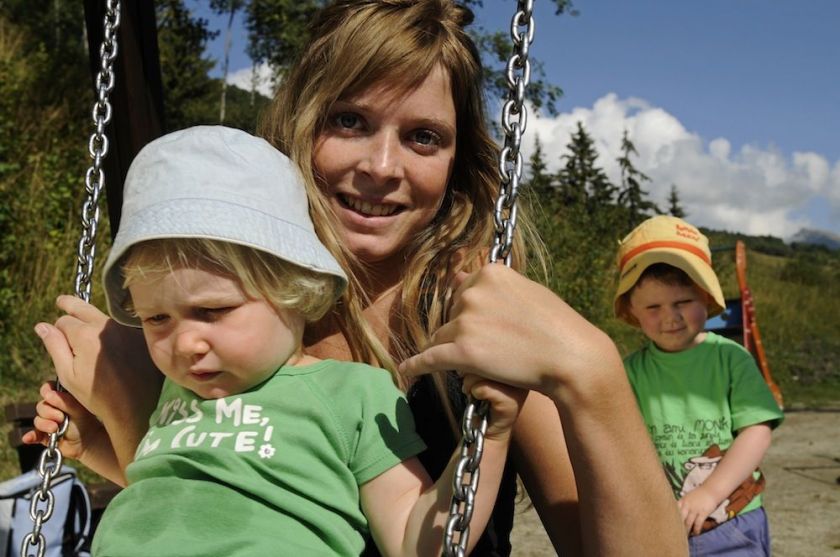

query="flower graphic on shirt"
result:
[259,443,276,459]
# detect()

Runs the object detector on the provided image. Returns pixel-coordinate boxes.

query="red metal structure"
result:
[706,241,784,409]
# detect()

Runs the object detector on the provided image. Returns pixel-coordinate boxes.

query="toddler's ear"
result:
[615,294,639,327]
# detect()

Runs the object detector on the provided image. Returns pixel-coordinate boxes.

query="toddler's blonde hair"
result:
[121,238,342,323]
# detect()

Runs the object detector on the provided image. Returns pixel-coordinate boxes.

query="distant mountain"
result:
[789,228,840,250]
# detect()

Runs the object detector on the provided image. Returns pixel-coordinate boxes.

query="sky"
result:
[193,1,840,239]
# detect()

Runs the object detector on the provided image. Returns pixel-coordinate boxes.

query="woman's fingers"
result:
[400,341,466,377]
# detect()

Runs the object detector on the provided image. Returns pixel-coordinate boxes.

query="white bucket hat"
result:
[102,126,346,326]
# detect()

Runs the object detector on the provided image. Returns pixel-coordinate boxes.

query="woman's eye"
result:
[334,112,362,130]
[412,129,442,147]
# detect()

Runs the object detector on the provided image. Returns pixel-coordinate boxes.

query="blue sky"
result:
[193,1,839,238]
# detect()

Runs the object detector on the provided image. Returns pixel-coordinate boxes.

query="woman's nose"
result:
[361,130,405,183]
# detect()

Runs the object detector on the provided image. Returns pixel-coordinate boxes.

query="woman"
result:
[37,0,686,554]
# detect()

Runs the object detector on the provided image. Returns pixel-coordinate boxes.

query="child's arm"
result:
[678,423,772,535]
[360,376,526,556]
[22,381,127,486]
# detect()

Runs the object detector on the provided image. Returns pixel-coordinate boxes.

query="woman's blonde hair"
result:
[258,0,543,425]
[122,238,342,323]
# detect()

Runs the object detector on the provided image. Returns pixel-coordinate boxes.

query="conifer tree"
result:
[616,129,659,228]
[557,122,615,211]
[528,135,556,202]
[156,0,218,131]
[667,184,686,218]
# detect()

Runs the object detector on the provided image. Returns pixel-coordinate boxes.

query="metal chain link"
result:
[21,2,121,556]
[443,1,535,555]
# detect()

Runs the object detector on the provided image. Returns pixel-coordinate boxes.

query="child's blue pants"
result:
[688,507,770,557]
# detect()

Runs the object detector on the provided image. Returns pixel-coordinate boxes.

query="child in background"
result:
[26,126,524,556]
[614,215,784,556]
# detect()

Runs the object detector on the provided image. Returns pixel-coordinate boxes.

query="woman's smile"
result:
[338,193,403,218]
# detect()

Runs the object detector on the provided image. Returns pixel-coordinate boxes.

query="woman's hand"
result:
[399,264,622,403]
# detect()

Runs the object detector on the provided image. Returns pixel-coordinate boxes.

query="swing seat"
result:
[3,402,122,533]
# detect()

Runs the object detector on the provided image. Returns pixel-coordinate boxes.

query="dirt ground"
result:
[509,410,840,556]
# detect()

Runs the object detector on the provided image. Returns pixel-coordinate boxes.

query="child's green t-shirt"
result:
[92,360,426,556]
[624,332,784,521]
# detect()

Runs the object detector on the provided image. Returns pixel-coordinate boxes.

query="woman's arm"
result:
[678,423,772,535]
[510,391,583,555]
[400,264,688,556]
[36,295,163,473]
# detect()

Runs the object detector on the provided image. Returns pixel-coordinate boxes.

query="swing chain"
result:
[491,0,534,266]
[444,398,489,557]
[77,0,121,303]
[21,3,121,557]
[444,2,535,556]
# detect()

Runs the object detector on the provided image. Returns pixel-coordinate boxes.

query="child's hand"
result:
[461,373,527,441]
[21,381,103,461]
[35,295,160,420]
[678,486,722,536]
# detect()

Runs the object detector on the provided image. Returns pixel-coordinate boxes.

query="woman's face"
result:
[313,65,457,268]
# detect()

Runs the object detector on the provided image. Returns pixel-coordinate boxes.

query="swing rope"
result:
[443,1,536,555]
[20,2,122,557]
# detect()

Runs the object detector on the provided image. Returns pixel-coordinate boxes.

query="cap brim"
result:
[614,248,725,321]
[103,199,347,327]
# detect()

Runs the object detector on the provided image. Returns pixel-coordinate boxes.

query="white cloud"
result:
[225,63,274,98]
[525,93,840,238]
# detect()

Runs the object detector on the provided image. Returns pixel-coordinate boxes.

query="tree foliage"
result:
[557,122,616,211]
[156,0,218,131]
[616,129,659,228]
[242,0,574,114]
[667,184,686,218]
[0,4,95,384]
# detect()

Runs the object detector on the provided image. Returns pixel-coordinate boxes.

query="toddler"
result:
[614,215,784,556]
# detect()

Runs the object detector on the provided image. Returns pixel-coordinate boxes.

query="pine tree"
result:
[156,0,218,131]
[528,135,556,200]
[557,122,615,211]
[616,129,659,229]
[667,184,686,218]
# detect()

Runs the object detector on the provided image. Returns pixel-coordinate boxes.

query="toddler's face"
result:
[628,278,709,353]
[129,266,305,399]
